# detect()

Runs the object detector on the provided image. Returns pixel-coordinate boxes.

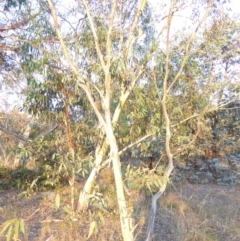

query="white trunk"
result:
[77,145,104,210]
[110,142,134,240]
[105,116,134,241]
[145,162,173,241]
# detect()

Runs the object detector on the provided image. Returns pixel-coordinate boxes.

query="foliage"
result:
[0,218,25,241]
[124,164,167,193]
[0,164,71,193]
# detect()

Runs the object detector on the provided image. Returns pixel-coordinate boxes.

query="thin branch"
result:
[173,118,202,156]
[47,0,106,130]
[0,18,28,32]
[81,83,107,130]
[112,67,144,124]
[47,0,82,79]
[124,0,147,60]
[0,44,20,51]
[35,123,58,140]
[106,0,117,68]
[118,133,152,156]
[80,0,106,69]
[162,2,173,96]
[171,113,198,127]
[0,124,27,142]
[172,98,238,157]
[100,133,153,168]
[173,102,211,157]
[155,1,187,44]
[105,1,117,106]
[167,0,214,93]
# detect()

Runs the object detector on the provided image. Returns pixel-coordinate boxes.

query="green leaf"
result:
[55,193,60,209]
[157,179,163,187]
[30,177,40,189]
[62,206,71,215]
[13,219,20,240]
[87,221,97,239]
[19,219,25,235]
[0,219,16,236]
[6,225,13,241]
[146,182,152,194]
[97,211,105,225]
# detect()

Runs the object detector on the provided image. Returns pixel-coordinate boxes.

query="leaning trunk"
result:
[111,143,134,241]
[105,112,134,241]
[77,144,105,210]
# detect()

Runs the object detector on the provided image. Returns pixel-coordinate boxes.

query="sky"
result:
[229,0,240,11]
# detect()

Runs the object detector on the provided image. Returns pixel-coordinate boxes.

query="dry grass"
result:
[150,183,240,241]
[0,181,240,241]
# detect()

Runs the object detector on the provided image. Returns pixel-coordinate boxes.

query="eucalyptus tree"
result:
[142,2,240,239]
[11,0,155,239]
[44,1,155,239]
[5,0,240,240]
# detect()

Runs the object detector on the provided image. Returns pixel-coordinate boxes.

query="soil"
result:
[0,182,240,241]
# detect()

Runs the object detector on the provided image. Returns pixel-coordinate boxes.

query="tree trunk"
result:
[104,110,134,241]
[108,134,134,241]
[77,145,105,210]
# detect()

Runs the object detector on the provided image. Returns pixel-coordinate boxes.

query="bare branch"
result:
[112,67,144,124]
[35,123,58,140]
[0,18,28,32]
[118,133,152,156]
[79,0,106,69]
[0,44,20,51]
[47,0,82,79]
[106,0,117,68]
[100,133,153,169]
[105,1,118,107]
[173,117,203,156]
[0,124,27,142]
[171,113,198,127]
[167,0,214,93]
[47,0,107,130]
[124,0,147,60]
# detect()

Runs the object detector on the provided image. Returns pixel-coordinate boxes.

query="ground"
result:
[0,181,240,241]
